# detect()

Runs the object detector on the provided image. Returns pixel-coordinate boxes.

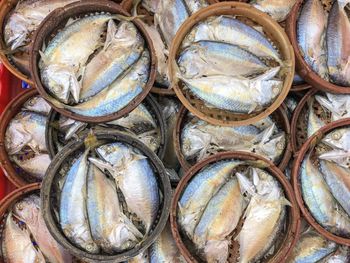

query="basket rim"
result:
[290,88,318,155]
[168,1,295,127]
[285,0,350,94]
[29,0,157,123]
[45,94,167,160]
[291,118,350,246]
[0,88,44,188]
[170,151,301,263]
[40,130,171,262]
[174,104,292,172]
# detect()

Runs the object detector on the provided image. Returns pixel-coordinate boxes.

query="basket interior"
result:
[176,161,293,263]
[47,135,168,259]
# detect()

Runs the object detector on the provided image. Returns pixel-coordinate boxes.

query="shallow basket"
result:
[285,0,350,94]
[41,131,171,262]
[170,151,300,263]
[46,94,167,160]
[0,0,123,85]
[174,105,292,172]
[291,118,350,246]
[168,2,295,127]
[0,88,50,187]
[290,88,334,154]
[291,83,311,93]
[30,0,157,123]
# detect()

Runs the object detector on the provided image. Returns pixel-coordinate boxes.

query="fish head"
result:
[323,128,350,151]
[5,119,32,155]
[4,13,29,50]
[12,195,40,225]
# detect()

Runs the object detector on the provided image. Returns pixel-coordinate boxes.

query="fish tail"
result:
[120,213,143,239]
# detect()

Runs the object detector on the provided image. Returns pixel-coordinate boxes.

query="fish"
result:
[154,0,189,47]
[178,40,268,79]
[251,0,297,22]
[87,163,143,253]
[297,0,328,79]
[4,0,78,50]
[60,149,100,253]
[129,251,149,263]
[193,177,246,263]
[92,142,159,233]
[301,153,350,237]
[3,212,46,263]
[158,97,180,170]
[12,153,50,180]
[40,14,113,104]
[319,149,350,169]
[181,15,281,62]
[185,0,209,13]
[13,195,72,263]
[287,227,337,263]
[178,160,242,239]
[315,93,350,121]
[5,111,47,154]
[80,20,144,100]
[107,103,157,132]
[254,132,286,164]
[142,0,160,13]
[149,222,186,263]
[66,50,150,117]
[178,66,282,113]
[23,96,51,115]
[326,0,350,86]
[307,99,325,138]
[322,128,350,151]
[318,246,350,263]
[237,168,288,263]
[319,160,350,216]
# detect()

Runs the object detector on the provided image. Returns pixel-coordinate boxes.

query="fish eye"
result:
[332,132,341,140]
[16,203,23,211]
[277,142,284,150]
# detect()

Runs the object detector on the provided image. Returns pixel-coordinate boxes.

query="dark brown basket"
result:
[174,105,292,172]
[30,0,157,123]
[0,88,50,187]
[285,0,350,94]
[291,83,312,92]
[169,2,295,127]
[46,94,167,160]
[290,88,334,154]
[0,0,123,85]
[41,131,171,262]
[170,151,300,263]
[291,118,350,246]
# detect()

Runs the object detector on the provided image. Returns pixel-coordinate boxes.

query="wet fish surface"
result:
[251,0,297,22]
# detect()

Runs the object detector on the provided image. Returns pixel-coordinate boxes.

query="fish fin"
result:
[253,67,280,82]
[39,50,49,65]
[69,75,81,103]
[104,20,119,51]
[119,213,144,239]
[257,123,276,146]
[88,157,114,173]
[236,172,256,196]
[65,17,76,27]
[247,103,258,114]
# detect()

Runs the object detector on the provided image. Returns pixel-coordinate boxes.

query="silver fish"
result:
[315,93,350,121]
[87,163,143,253]
[178,40,268,79]
[3,212,46,263]
[179,66,282,113]
[237,168,288,263]
[319,149,350,169]
[322,128,350,151]
[326,0,350,86]
[297,0,328,79]
[64,121,87,141]
[23,96,51,115]
[252,0,297,22]
[287,227,337,263]
[149,222,186,263]
[129,251,149,263]
[154,0,189,47]
[301,153,350,237]
[60,149,100,253]
[185,0,209,13]
[13,195,72,263]
[182,15,281,62]
[80,20,144,100]
[307,99,325,138]
[319,245,350,263]
[178,160,242,239]
[193,177,246,263]
[66,50,150,117]
[40,14,112,103]
[93,142,159,233]
[319,160,350,216]
[12,153,50,180]
[5,111,47,154]
[4,0,77,50]
[255,131,286,164]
